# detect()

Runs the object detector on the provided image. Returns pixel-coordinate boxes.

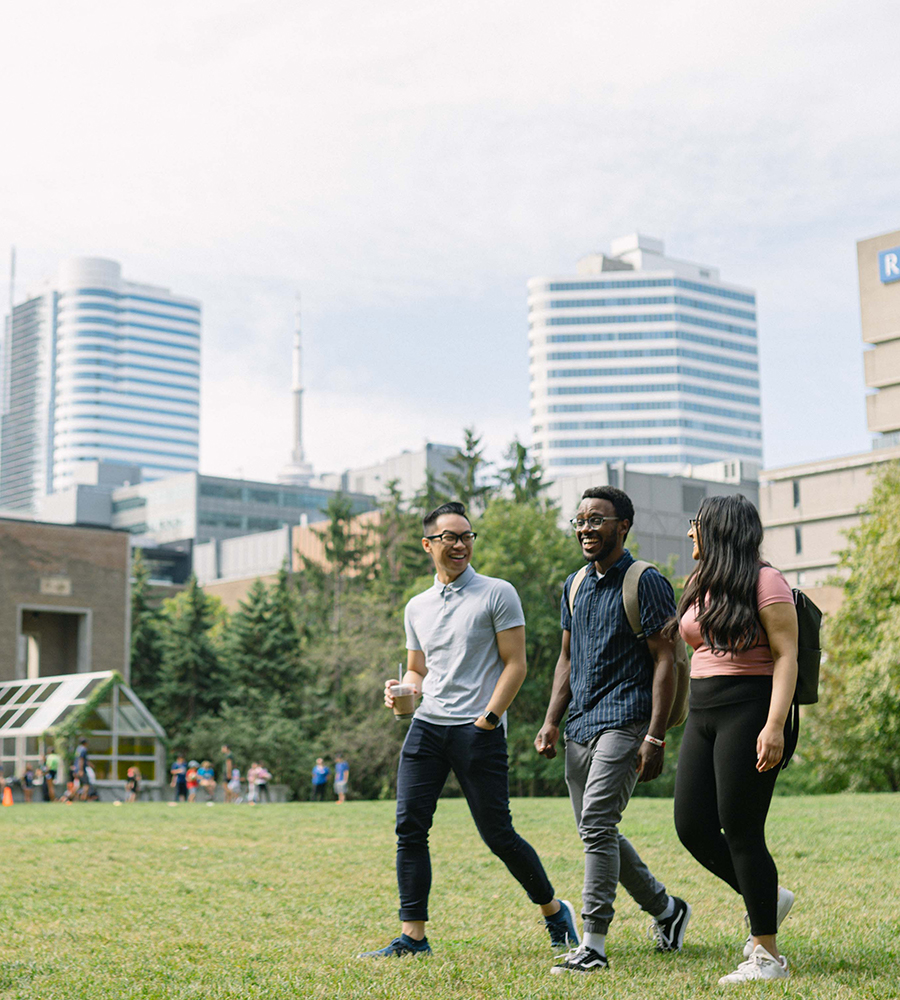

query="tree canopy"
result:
[805,461,900,792]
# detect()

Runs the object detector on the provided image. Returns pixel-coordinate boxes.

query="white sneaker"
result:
[719,945,789,984]
[743,886,794,957]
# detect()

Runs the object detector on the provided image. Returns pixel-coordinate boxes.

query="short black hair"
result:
[581,486,635,537]
[423,501,469,534]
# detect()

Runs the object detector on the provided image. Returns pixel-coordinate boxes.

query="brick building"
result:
[0,518,131,683]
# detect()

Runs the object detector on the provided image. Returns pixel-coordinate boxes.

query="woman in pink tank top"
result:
[670,495,799,985]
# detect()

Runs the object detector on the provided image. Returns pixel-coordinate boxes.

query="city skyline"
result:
[1,2,897,481]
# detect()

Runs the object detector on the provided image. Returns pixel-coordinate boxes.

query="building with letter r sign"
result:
[879,247,900,284]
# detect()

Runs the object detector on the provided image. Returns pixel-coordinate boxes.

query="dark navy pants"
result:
[395,718,555,922]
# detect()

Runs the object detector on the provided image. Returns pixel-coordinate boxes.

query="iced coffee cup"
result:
[391,683,417,719]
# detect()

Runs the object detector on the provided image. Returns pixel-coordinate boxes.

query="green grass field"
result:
[1,794,898,999]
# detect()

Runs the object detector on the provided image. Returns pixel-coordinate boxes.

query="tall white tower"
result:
[278,296,314,486]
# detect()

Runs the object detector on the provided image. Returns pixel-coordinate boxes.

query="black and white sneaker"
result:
[550,944,609,973]
[648,896,691,952]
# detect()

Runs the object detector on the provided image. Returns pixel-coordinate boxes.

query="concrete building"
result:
[1,257,200,513]
[528,234,762,476]
[0,518,130,683]
[760,226,900,609]
[198,510,381,611]
[317,442,458,500]
[548,460,759,579]
[109,471,376,547]
[759,444,900,603]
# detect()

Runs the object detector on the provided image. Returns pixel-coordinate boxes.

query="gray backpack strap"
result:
[622,560,654,640]
[567,565,589,621]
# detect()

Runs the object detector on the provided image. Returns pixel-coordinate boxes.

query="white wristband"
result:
[643,734,666,748]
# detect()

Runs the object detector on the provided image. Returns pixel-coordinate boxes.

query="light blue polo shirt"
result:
[404,565,526,728]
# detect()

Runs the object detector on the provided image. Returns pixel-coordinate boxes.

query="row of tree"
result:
[127,431,900,798]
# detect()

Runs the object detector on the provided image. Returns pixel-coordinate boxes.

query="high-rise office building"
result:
[528,234,762,475]
[1,257,200,511]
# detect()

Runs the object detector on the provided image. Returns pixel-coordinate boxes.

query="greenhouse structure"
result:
[0,671,166,794]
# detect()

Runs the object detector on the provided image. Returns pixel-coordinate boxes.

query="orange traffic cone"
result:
[2,786,13,807]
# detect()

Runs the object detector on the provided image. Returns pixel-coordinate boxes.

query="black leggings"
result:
[674,677,783,936]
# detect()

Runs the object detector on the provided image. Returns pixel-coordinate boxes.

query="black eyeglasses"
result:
[569,516,620,531]
[424,531,477,545]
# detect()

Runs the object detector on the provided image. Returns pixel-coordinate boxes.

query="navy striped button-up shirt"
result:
[561,549,676,742]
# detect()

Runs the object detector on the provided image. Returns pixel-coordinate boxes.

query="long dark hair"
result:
[677,494,764,653]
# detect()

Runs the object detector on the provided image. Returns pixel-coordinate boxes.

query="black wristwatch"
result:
[482,710,500,728]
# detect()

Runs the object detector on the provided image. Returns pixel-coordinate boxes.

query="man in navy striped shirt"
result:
[536,486,691,974]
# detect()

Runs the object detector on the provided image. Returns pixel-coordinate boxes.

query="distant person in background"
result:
[334,754,349,804]
[125,766,141,803]
[311,758,329,802]
[43,751,60,801]
[255,762,272,803]
[227,765,243,804]
[171,755,189,803]
[82,763,98,801]
[186,761,200,802]
[198,760,217,801]
[246,762,261,805]
[60,764,79,803]
[22,764,35,803]
[221,745,235,802]
[75,739,89,783]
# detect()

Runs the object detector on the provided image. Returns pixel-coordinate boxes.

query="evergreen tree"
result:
[129,550,164,700]
[154,578,227,740]
[226,579,272,690]
[266,565,307,703]
[499,438,549,503]
[373,481,430,602]
[441,427,495,512]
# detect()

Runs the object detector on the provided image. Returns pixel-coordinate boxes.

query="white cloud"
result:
[2,0,898,478]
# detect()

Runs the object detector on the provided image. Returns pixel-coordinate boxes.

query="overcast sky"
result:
[1,1,898,481]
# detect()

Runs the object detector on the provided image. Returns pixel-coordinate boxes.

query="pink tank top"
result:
[680,565,794,678]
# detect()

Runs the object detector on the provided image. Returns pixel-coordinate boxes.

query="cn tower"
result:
[278,295,314,486]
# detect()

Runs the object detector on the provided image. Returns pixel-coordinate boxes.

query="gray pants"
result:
[565,722,668,935]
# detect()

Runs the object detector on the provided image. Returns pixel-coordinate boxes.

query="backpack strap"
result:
[566,565,590,621]
[622,560,654,640]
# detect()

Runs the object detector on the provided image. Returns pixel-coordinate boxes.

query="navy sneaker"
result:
[544,899,581,952]
[550,944,609,973]
[648,896,691,952]
[358,934,432,958]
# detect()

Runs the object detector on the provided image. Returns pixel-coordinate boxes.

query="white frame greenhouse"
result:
[0,671,166,789]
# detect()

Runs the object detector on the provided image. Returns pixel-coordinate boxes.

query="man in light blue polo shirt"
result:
[359,501,579,959]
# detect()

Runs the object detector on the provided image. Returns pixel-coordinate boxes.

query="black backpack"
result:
[793,588,823,705]
[783,588,823,767]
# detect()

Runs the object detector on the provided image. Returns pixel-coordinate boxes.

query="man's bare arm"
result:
[635,632,675,783]
[474,626,527,728]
